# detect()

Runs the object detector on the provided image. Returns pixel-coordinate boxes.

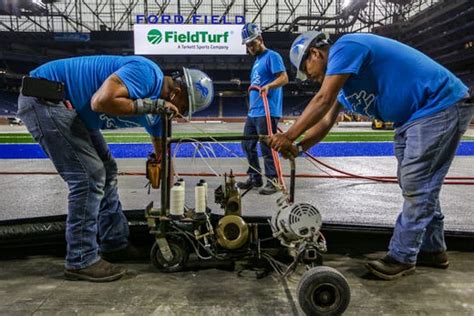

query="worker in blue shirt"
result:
[269,32,473,280]
[17,55,214,282]
[237,23,289,195]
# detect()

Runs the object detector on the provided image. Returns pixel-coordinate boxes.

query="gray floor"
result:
[1,252,474,315]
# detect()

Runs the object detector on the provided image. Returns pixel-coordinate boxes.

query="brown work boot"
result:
[417,251,449,269]
[101,244,145,263]
[64,259,127,282]
[365,255,415,280]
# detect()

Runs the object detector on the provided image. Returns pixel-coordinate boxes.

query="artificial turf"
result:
[0,131,472,144]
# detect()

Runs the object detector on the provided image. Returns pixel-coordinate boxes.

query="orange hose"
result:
[273,126,474,185]
[249,85,286,191]
[1,170,473,185]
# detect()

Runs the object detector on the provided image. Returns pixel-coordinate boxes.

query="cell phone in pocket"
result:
[21,76,65,101]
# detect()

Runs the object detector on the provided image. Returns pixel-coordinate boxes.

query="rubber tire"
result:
[150,235,189,272]
[297,266,351,316]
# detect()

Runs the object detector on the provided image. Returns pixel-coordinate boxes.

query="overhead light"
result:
[342,0,352,9]
[32,0,47,9]
[341,0,367,14]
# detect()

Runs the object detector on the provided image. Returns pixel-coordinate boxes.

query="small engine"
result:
[271,194,322,247]
[214,170,242,216]
[214,170,249,250]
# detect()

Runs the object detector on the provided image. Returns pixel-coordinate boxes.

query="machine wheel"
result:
[297,266,350,316]
[150,235,189,272]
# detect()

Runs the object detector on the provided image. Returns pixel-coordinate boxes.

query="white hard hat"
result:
[241,23,262,45]
[182,67,214,115]
[289,31,329,80]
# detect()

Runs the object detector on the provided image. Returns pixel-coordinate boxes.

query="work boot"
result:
[237,177,263,190]
[365,255,415,280]
[101,243,145,263]
[64,259,126,282]
[417,251,449,269]
[258,180,278,195]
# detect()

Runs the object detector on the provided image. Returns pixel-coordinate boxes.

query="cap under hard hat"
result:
[289,31,329,81]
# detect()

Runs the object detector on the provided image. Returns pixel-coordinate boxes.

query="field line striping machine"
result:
[144,109,351,316]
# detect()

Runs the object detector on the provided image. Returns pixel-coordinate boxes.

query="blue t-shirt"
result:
[30,55,164,136]
[249,49,286,118]
[328,34,468,127]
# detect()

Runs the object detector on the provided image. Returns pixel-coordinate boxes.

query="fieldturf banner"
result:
[134,24,246,55]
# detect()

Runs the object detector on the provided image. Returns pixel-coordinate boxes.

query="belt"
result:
[463,91,474,104]
[461,97,473,105]
[39,98,74,110]
[34,96,74,109]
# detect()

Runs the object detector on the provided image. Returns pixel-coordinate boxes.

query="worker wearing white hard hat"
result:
[269,31,472,280]
[18,55,214,282]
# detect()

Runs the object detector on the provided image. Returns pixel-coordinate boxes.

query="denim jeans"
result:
[17,94,129,269]
[389,101,474,264]
[241,116,279,181]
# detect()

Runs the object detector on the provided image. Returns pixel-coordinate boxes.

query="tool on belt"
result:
[21,76,65,102]
[146,152,161,189]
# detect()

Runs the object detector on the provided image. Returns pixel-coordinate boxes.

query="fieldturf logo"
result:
[146,29,229,45]
[147,29,163,44]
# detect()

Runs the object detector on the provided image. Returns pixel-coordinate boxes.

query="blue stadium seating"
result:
[0,91,18,116]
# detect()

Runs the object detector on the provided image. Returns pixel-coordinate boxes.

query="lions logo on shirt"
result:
[251,61,262,86]
[251,72,261,86]
[345,90,376,118]
[99,114,141,129]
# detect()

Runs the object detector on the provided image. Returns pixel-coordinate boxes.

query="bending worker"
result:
[237,22,289,195]
[268,31,473,280]
[17,55,213,282]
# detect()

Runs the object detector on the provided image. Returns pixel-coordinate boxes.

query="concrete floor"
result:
[1,251,474,315]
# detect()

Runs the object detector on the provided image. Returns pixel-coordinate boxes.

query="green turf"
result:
[0,131,473,144]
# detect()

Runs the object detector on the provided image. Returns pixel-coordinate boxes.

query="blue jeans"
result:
[389,101,474,264]
[17,94,129,269]
[242,116,279,181]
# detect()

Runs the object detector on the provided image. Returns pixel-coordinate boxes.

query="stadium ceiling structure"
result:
[0,0,439,34]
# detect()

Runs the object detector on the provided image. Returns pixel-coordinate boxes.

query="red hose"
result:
[304,152,398,183]
[1,170,473,185]
[273,127,474,185]
[1,118,473,185]
[249,85,286,191]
